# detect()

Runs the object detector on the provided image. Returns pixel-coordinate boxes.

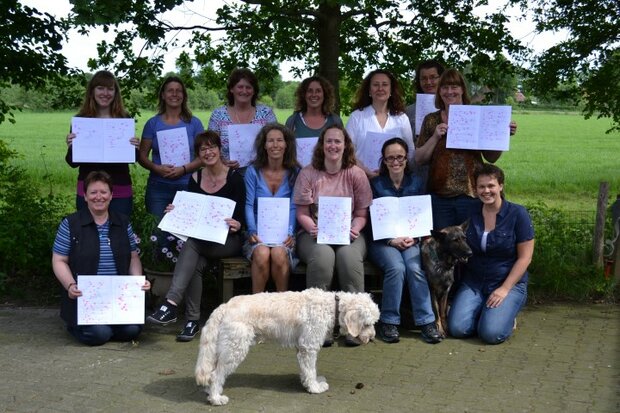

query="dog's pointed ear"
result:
[460,220,470,232]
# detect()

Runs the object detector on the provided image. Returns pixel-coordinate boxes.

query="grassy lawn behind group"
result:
[0,109,618,212]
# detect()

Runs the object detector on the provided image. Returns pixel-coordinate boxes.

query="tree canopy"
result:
[517,0,620,132]
[1,0,619,131]
[1,1,70,123]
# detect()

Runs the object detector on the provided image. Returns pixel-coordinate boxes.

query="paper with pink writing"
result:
[71,117,135,163]
[158,191,235,245]
[370,195,433,240]
[227,124,262,167]
[296,137,318,167]
[415,94,438,135]
[318,196,351,245]
[257,197,290,244]
[77,275,145,325]
[446,105,512,151]
[358,131,397,171]
[157,127,190,166]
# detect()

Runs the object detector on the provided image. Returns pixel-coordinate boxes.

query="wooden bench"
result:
[218,257,383,302]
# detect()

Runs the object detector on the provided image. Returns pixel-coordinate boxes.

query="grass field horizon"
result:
[0,109,618,213]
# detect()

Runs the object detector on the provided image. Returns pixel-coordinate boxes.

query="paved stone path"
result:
[1,304,618,412]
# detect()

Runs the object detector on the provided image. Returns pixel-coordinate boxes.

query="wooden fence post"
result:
[593,182,609,267]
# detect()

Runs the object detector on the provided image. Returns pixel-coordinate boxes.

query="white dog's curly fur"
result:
[195,288,379,405]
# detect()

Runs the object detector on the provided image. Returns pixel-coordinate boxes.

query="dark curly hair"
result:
[352,69,406,115]
[311,125,357,171]
[293,76,336,115]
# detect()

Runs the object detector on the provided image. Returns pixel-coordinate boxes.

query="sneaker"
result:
[146,303,177,325]
[177,320,200,342]
[420,322,442,344]
[345,333,362,347]
[377,322,400,344]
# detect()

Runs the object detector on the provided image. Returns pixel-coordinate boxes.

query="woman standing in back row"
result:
[65,71,139,216]
[208,68,277,169]
[139,76,204,219]
[285,75,343,138]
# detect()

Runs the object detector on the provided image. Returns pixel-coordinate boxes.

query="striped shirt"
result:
[52,218,137,275]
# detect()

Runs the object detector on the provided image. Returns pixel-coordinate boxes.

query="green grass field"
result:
[0,109,618,212]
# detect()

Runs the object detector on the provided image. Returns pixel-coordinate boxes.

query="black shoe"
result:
[146,303,177,325]
[377,322,400,343]
[420,322,442,344]
[177,320,200,342]
[322,338,334,347]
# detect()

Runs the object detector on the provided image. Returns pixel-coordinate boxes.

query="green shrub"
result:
[526,202,616,302]
[0,139,69,301]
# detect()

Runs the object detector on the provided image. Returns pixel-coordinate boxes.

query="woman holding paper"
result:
[65,70,139,216]
[139,76,205,219]
[51,170,150,346]
[294,125,372,346]
[367,138,442,344]
[285,76,343,138]
[244,124,300,293]
[414,68,518,230]
[147,131,246,342]
[345,69,413,178]
[208,68,277,169]
[448,164,534,344]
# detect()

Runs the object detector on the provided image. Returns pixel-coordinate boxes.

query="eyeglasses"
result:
[199,145,218,153]
[421,75,440,82]
[384,155,407,164]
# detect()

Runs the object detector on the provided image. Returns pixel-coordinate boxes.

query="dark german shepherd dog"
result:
[421,221,473,338]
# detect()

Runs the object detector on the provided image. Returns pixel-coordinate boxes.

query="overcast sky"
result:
[22,0,565,80]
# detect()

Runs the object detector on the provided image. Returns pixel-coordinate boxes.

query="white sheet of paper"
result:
[358,131,395,171]
[446,105,512,151]
[158,191,235,245]
[415,94,438,135]
[257,197,290,244]
[318,196,351,245]
[71,117,135,163]
[227,123,262,167]
[77,275,145,325]
[296,137,318,167]
[157,127,190,166]
[370,195,433,240]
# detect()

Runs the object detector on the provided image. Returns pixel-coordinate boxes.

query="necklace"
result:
[203,168,226,189]
[232,106,255,124]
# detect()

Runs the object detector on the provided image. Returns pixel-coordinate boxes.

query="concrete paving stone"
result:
[1,304,619,412]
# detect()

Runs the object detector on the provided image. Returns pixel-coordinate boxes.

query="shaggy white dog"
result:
[195,288,380,405]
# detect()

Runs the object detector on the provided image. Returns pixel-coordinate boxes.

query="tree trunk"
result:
[316,2,341,113]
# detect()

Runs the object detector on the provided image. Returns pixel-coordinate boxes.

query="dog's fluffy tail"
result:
[195,304,226,387]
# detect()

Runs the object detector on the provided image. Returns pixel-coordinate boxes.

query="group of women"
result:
[53,63,534,348]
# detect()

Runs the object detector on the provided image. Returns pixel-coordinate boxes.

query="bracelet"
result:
[182,165,187,174]
[67,282,76,291]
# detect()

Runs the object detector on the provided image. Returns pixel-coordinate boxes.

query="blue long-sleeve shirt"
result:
[244,165,298,238]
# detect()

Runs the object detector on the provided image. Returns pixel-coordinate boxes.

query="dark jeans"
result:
[67,324,143,346]
[431,194,480,230]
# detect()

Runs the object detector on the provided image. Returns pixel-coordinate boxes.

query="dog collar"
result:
[334,294,340,327]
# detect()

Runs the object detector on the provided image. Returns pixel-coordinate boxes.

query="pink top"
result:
[293,164,372,223]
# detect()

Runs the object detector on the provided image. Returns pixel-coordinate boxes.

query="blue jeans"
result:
[145,179,187,219]
[431,194,480,230]
[447,281,527,344]
[76,196,133,217]
[368,241,435,326]
[67,324,143,346]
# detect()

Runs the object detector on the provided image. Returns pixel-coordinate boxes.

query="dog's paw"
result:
[307,379,329,394]
[208,394,229,405]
